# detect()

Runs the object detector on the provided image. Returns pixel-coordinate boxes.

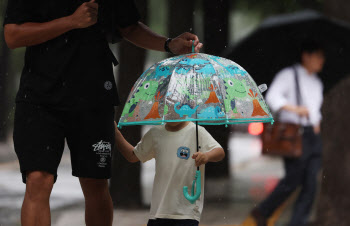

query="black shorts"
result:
[13,103,115,183]
[147,219,199,226]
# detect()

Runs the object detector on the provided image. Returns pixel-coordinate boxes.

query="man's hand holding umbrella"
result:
[168,32,203,54]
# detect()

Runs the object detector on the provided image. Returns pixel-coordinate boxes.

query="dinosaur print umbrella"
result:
[118,53,273,127]
[117,51,273,204]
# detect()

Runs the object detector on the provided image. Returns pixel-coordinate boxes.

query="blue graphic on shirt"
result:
[177,146,191,160]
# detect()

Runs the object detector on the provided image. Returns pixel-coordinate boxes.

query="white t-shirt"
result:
[266,64,323,126]
[133,122,222,222]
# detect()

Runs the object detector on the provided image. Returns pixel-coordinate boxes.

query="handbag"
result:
[261,66,303,158]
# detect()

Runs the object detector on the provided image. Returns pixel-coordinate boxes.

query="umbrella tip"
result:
[258,84,268,93]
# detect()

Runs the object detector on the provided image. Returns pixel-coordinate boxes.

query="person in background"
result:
[3,0,203,225]
[115,121,225,226]
[251,40,324,226]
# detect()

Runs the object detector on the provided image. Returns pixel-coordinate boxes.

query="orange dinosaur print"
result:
[205,84,220,104]
[144,91,163,120]
[249,89,268,117]
[187,54,198,59]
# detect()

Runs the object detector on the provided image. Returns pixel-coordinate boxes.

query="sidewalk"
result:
[0,133,317,226]
[49,155,292,226]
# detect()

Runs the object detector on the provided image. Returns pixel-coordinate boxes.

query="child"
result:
[114,121,225,226]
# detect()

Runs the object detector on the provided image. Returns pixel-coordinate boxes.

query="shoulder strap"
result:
[292,66,310,125]
[292,66,302,106]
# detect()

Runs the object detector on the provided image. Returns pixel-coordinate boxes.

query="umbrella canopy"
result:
[223,10,350,92]
[117,53,273,128]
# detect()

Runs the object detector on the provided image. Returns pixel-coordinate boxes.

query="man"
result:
[252,40,324,226]
[3,0,203,225]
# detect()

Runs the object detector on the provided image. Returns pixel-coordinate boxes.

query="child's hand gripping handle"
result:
[183,170,201,204]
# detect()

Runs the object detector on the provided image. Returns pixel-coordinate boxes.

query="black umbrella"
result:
[223,10,350,92]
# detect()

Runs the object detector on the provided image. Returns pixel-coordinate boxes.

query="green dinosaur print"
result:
[223,78,247,113]
[122,81,159,118]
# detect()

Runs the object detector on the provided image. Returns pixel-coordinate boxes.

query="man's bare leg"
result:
[22,171,54,226]
[79,178,113,226]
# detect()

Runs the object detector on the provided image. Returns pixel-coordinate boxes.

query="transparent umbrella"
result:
[118,45,273,203]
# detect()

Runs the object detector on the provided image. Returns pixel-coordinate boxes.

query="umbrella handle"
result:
[192,40,195,53]
[183,170,201,204]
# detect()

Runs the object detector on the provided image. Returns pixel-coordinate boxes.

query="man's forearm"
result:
[4,16,75,49]
[4,1,98,49]
[120,22,167,52]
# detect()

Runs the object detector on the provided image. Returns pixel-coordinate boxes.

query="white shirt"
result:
[133,122,221,222]
[266,64,323,126]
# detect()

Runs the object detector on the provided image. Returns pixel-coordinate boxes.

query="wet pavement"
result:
[0,132,317,226]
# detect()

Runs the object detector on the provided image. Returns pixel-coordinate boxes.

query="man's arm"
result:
[4,0,98,49]
[192,148,225,167]
[114,122,139,163]
[119,22,203,55]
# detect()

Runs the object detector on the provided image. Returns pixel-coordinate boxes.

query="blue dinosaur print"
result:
[179,58,210,66]
[198,106,225,119]
[175,66,191,75]
[208,55,221,61]
[174,102,199,118]
[226,65,247,76]
[195,64,216,75]
[155,65,172,78]
[177,146,190,160]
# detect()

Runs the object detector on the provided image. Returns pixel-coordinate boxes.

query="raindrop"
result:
[24,94,27,99]
[189,28,193,31]
[47,146,50,150]
[28,69,31,73]
[65,38,68,43]
[219,29,221,32]
[46,47,49,51]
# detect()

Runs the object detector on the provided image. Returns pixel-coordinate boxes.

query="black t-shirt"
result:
[4,0,140,110]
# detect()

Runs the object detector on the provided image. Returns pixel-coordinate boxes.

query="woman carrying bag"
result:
[252,40,324,226]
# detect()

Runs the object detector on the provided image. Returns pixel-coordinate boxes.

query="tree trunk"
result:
[0,3,10,142]
[314,1,350,225]
[168,0,195,38]
[109,0,147,208]
[202,0,230,178]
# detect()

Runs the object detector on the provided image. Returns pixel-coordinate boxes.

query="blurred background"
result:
[1,0,350,225]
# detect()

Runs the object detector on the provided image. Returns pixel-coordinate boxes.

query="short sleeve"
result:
[3,0,36,26]
[198,127,222,153]
[133,129,155,163]
[115,0,140,28]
